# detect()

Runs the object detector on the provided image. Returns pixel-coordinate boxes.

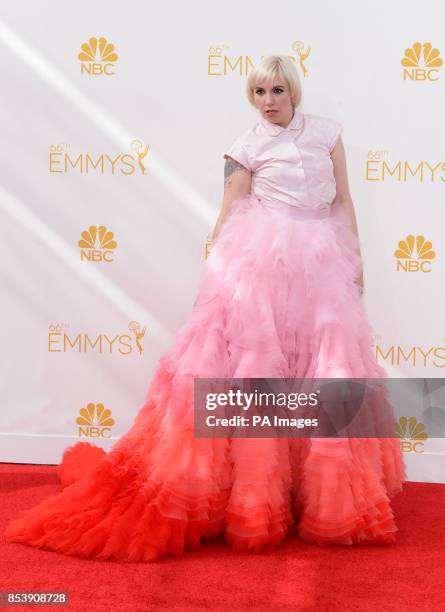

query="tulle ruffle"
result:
[5,194,406,561]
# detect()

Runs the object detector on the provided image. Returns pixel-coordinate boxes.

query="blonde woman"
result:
[6,55,405,561]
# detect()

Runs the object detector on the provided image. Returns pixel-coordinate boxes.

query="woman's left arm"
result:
[331,137,364,291]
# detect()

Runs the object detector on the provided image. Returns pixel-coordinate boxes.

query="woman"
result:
[5,55,405,562]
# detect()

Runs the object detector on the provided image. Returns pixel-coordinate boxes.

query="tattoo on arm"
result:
[224,156,248,187]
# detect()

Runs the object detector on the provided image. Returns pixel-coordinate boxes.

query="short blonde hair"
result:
[246,55,302,109]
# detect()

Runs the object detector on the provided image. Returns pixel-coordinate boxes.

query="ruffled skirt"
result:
[5,194,406,561]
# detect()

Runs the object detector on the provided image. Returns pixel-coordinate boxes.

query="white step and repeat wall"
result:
[0,1,444,481]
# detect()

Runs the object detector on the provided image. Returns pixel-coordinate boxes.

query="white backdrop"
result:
[0,0,444,482]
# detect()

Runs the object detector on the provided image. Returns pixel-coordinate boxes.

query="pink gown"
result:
[5,110,406,562]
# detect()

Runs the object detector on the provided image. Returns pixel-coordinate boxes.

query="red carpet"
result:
[1,462,444,612]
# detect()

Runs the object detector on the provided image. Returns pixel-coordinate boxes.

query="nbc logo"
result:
[394,234,435,272]
[395,416,428,453]
[401,41,443,81]
[78,225,117,263]
[78,37,118,76]
[76,402,115,438]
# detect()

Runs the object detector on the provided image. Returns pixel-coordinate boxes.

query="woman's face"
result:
[253,78,294,126]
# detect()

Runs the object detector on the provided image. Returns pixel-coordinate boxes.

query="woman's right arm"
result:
[209,156,251,242]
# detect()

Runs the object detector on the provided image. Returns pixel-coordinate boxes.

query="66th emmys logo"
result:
[48,321,147,356]
[48,140,149,175]
[78,37,118,76]
[365,151,445,183]
[401,41,443,81]
[395,235,436,272]
[76,402,115,438]
[372,333,445,369]
[208,40,311,77]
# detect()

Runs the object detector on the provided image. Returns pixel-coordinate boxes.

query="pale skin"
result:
[209,78,364,293]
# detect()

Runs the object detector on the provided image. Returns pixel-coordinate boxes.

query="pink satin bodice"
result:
[224,110,343,210]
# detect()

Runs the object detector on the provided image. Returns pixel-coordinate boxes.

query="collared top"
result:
[224,110,343,210]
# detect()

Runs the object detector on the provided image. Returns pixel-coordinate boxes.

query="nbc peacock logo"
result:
[78,37,118,76]
[78,225,118,263]
[394,234,436,273]
[401,41,442,81]
[395,416,428,453]
[76,402,115,439]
